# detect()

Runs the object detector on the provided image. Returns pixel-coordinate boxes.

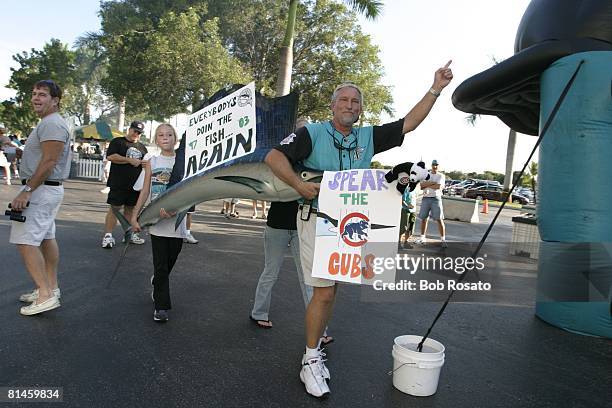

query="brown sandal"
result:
[320,335,334,345]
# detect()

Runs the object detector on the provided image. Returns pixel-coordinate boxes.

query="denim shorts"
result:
[418,196,444,221]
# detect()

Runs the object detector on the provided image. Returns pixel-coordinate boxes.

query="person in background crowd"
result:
[415,159,447,247]
[399,186,417,249]
[101,121,148,248]
[10,79,71,316]
[130,124,186,322]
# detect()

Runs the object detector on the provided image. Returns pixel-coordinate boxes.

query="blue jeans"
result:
[251,226,312,321]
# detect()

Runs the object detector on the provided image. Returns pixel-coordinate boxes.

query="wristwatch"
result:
[429,88,441,97]
[23,184,33,193]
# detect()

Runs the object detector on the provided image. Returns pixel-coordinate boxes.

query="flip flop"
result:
[320,335,334,346]
[249,315,273,329]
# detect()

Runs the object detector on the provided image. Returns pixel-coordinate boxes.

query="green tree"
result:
[71,38,111,125]
[209,0,392,123]
[370,161,386,169]
[95,1,392,122]
[0,100,35,136]
[2,39,79,134]
[141,10,249,118]
[207,0,286,94]
[521,161,538,203]
[291,0,391,123]
[275,0,383,96]
[446,170,466,180]
[95,1,248,120]
[482,171,504,184]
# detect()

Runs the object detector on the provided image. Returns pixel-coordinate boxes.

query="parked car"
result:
[463,186,529,205]
[443,179,462,195]
[517,187,534,202]
[448,180,474,196]
[469,179,502,189]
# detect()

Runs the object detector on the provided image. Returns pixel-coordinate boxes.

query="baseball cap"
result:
[432,159,439,166]
[129,121,145,133]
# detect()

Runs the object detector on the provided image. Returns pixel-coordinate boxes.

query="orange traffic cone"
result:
[481,199,489,214]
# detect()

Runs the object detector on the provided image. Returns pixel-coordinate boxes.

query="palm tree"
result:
[275,0,383,96]
[73,38,109,125]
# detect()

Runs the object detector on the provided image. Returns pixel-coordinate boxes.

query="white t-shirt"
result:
[422,172,445,198]
[147,154,186,238]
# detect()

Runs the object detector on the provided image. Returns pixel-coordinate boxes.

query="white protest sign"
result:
[311,169,401,285]
[183,82,256,179]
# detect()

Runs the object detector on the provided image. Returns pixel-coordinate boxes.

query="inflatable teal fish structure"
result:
[452,0,612,136]
[452,0,612,338]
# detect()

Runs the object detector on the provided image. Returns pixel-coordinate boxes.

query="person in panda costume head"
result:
[384,161,430,193]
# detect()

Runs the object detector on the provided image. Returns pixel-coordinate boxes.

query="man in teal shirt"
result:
[266,61,454,397]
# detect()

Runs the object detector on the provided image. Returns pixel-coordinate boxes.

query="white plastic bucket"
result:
[391,335,445,396]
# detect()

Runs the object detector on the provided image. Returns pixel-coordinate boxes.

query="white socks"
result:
[305,346,319,359]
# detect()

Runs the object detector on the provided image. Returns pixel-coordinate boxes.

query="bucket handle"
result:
[388,359,445,375]
[415,360,444,369]
[387,362,416,376]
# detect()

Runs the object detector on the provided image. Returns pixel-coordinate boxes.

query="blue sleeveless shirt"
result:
[302,121,375,172]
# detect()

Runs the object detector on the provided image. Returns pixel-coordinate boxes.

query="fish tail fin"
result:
[111,206,133,243]
[175,209,188,231]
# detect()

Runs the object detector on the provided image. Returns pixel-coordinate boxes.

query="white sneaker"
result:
[183,232,198,244]
[19,288,61,303]
[102,234,115,248]
[100,187,110,194]
[300,355,330,397]
[301,352,330,380]
[130,233,145,245]
[415,236,427,245]
[310,350,331,380]
[20,295,60,316]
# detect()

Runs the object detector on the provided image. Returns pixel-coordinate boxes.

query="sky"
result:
[0,0,537,173]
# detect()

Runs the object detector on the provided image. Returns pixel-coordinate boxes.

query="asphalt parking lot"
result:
[0,180,609,408]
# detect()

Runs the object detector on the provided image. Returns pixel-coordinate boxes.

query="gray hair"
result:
[331,82,363,106]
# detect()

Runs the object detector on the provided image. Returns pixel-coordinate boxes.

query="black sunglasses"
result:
[332,136,357,152]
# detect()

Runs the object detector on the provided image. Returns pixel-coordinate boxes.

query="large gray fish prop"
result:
[134,88,320,229]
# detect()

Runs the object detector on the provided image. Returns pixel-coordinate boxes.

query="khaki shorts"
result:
[296,212,336,288]
[10,185,64,246]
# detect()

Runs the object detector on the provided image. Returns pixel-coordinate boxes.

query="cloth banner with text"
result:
[183,82,256,179]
